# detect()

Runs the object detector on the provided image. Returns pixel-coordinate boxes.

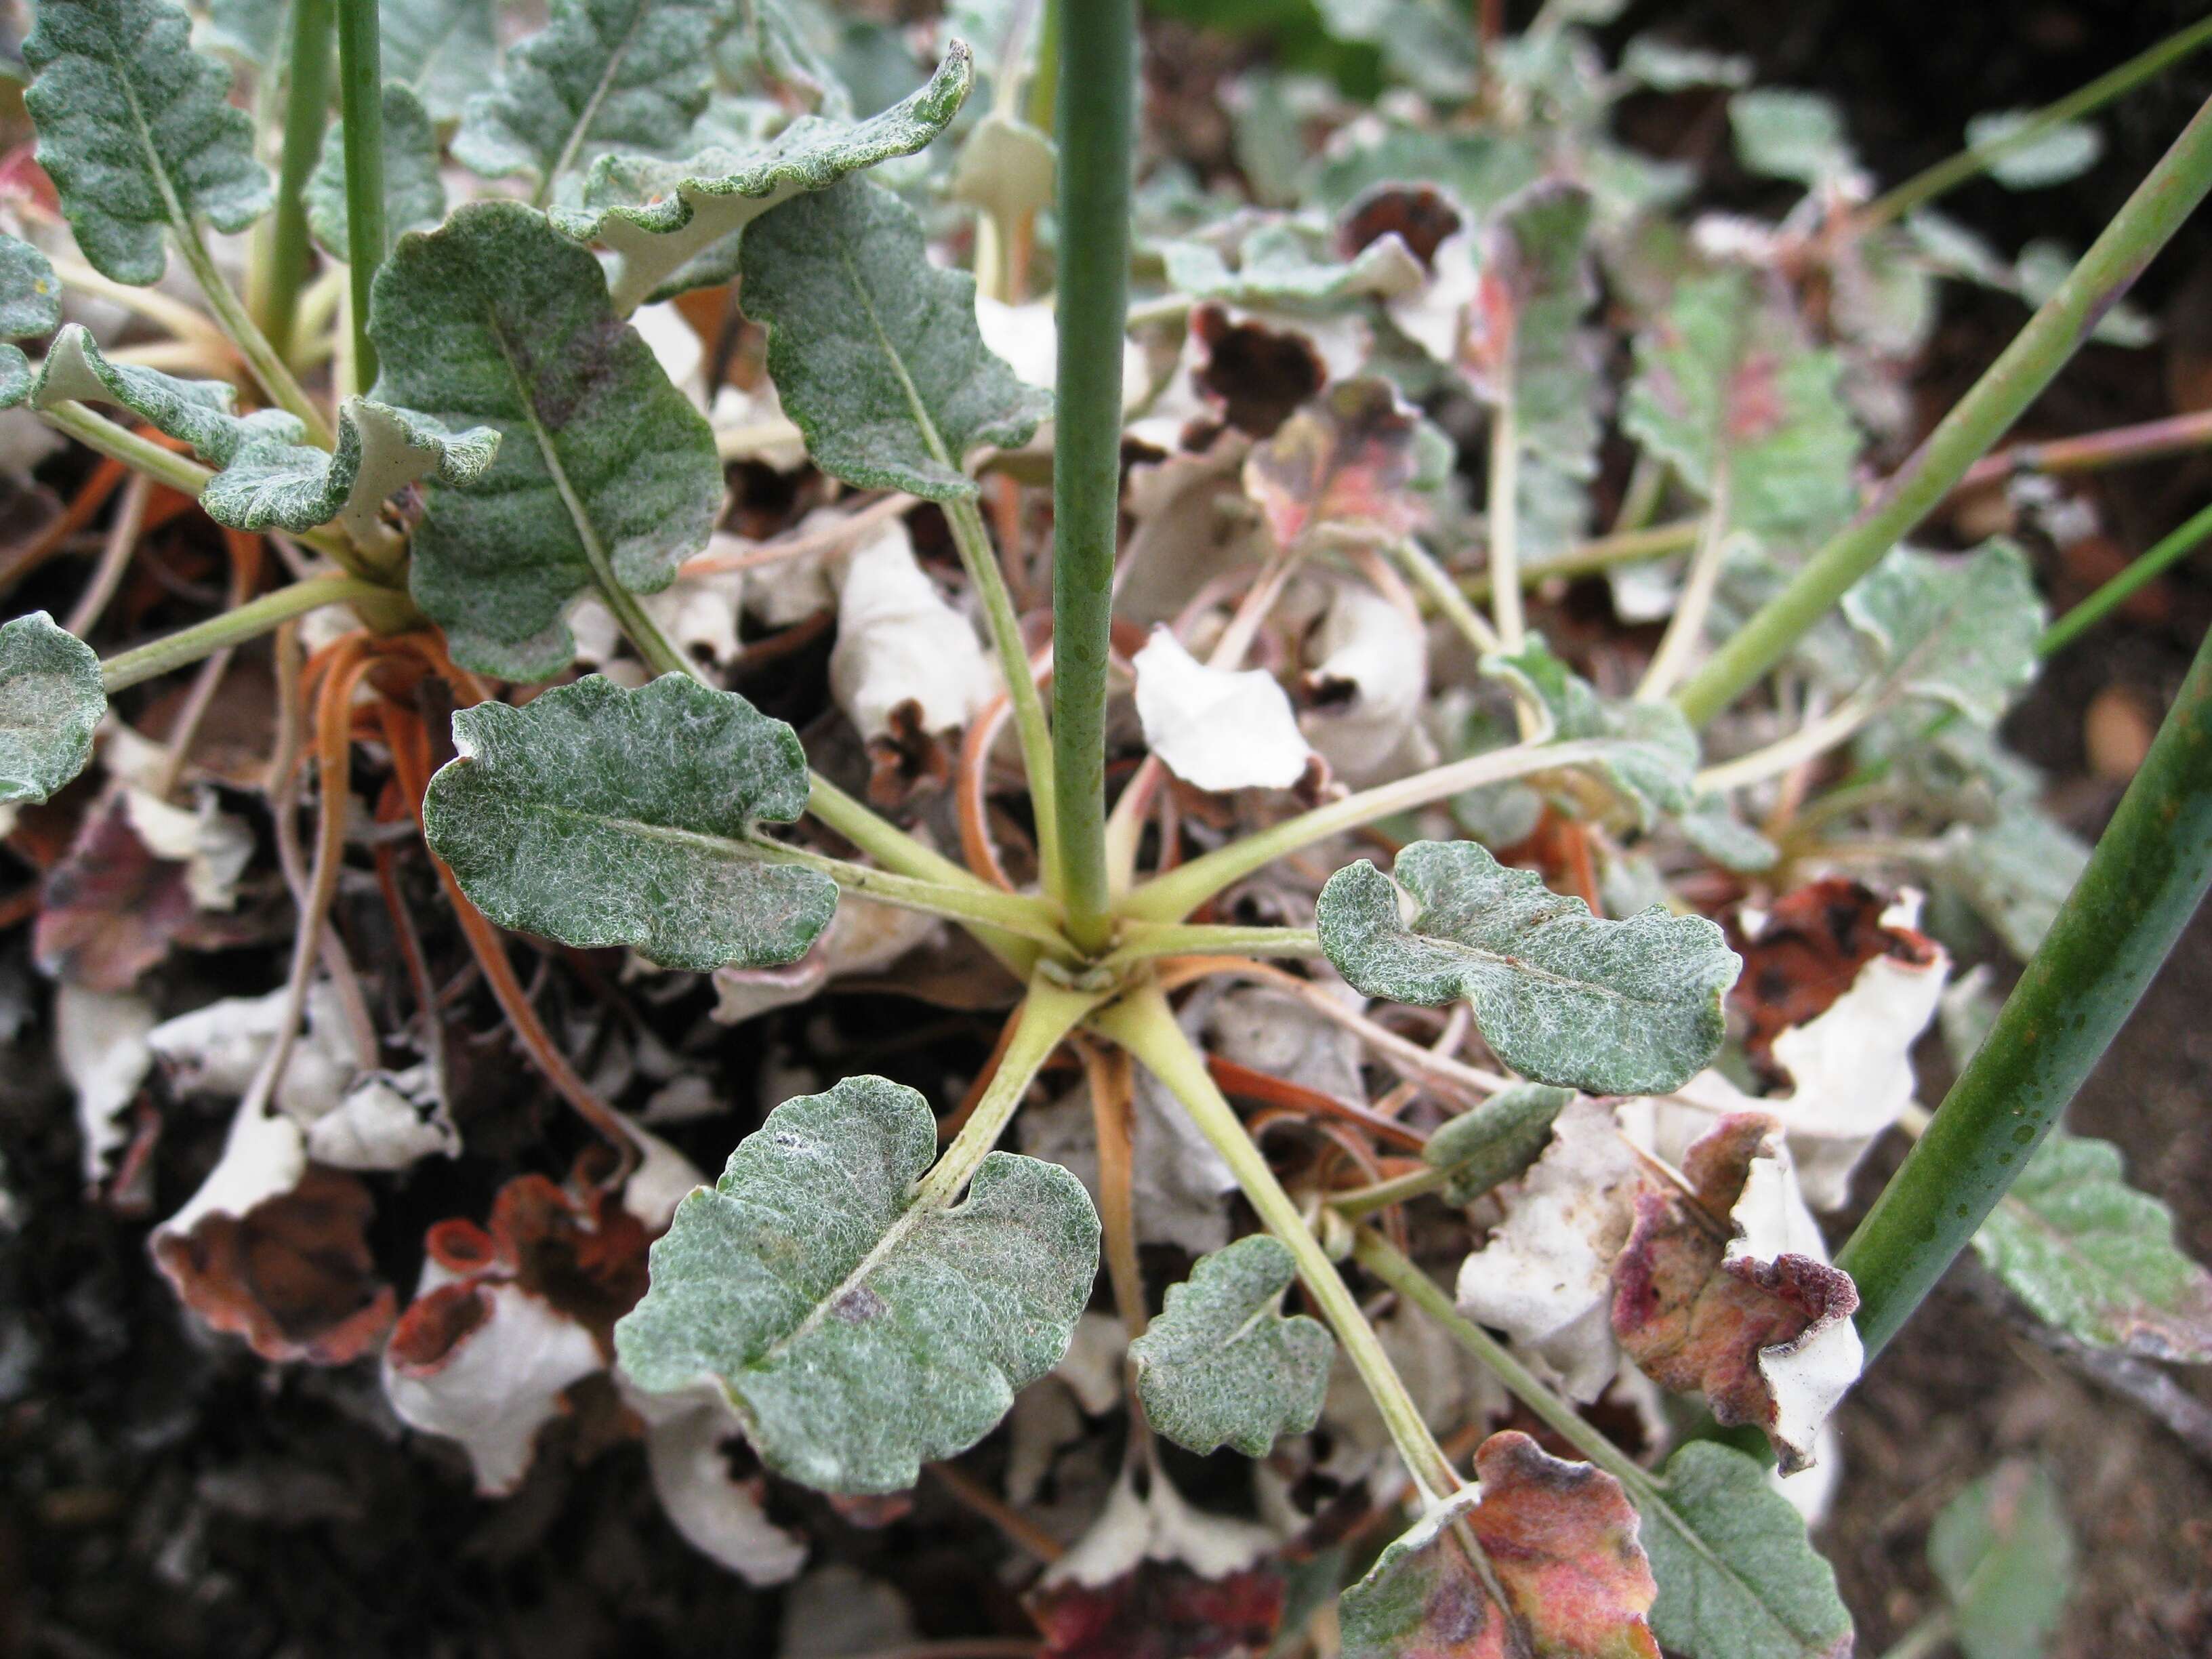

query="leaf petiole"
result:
[172,224,333,448]
[915,974,1105,1206]
[1096,922,1322,971]
[100,573,404,691]
[747,836,1069,950]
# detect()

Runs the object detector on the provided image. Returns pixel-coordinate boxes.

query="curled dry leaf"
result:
[1243,377,1425,547]
[1301,581,1433,785]
[625,1383,811,1585]
[1610,1113,1861,1473]
[54,983,154,1185]
[1338,1431,1659,1659]
[1131,626,1315,793]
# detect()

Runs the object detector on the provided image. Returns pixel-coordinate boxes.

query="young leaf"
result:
[615,1074,1099,1494]
[0,612,106,806]
[380,0,499,123]
[1640,1441,1854,1659]
[368,201,722,678]
[12,325,499,542]
[556,46,974,312]
[421,674,837,973]
[1622,270,1860,547]
[1423,1081,1572,1205]
[22,0,272,285]
[1970,1130,2212,1361]
[1929,1460,2076,1659]
[1842,539,2045,726]
[1483,635,1700,827]
[1338,1431,1660,1659]
[0,232,62,405]
[738,176,1050,502]
[1316,840,1739,1095]
[1127,1235,1332,1458]
[451,0,727,190]
[307,83,448,261]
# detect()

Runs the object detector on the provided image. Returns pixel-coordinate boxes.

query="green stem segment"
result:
[1858,13,2212,229]
[173,230,333,447]
[2041,497,2212,657]
[1675,94,2212,729]
[1049,0,1134,954]
[265,0,334,364]
[1097,922,1322,970]
[100,573,394,691]
[916,976,1103,1206]
[334,0,387,388]
[1839,616,2212,1360]
[1097,985,1462,1504]
[750,838,1069,949]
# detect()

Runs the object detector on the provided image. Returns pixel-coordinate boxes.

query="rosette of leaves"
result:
[420,674,838,972]
[550,45,975,312]
[1317,840,1739,1094]
[616,1075,1099,1494]
[0,613,106,806]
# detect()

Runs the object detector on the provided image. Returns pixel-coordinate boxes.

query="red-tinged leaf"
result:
[1728,878,1940,1084]
[1242,377,1425,548]
[1028,1561,1286,1659]
[1340,1431,1660,1659]
[1610,1115,1860,1474]
[1193,302,1328,439]
[151,1164,397,1365]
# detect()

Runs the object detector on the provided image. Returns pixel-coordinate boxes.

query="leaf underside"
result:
[1317,840,1739,1095]
[0,612,106,806]
[615,1075,1100,1494]
[422,673,836,972]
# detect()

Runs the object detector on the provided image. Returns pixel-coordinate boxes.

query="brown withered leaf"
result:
[1192,303,1328,438]
[1728,878,1940,1083]
[1338,1431,1660,1659]
[1029,1561,1286,1659]
[1242,378,1424,548]
[1610,1115,1861,1474]
[1340,183,1465,269]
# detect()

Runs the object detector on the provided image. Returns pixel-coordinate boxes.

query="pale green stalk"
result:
[748,838,1069,948]
[1389,535,1500,655]
[262,0,333,363]
[1636,472,1732,701]
[915,976,1104,1205]
[100,575,394,691]
[1097,922,1322,971]
[1486,366,1524,650]
[334,0,388,386]
[1460,519,1700,602]
[173,229,333,447]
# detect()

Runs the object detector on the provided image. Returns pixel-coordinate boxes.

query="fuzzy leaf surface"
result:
[452,0,726,188]
[739,176,1049,502]
[1622,270,1860,547]
[1971,1130,2212,1361]
[1424,1081,1572,1204]
[1937,812,2089,961]
[1483,636,1699,827]
[422,674,835,972]
[0,612,105,805]
[1128,1235,1332,1458]
[1929,1460,2075,1659]
[368,201,722,678]
[1966,111,2102,190]
[1162,222,1424,313]
[1729,89,1856,188]
[380,0,499,122]
[554,46,972,312]
[1339,1431,1659,1659]
[22,0,271,285]
[1317,840,1738,1094]
[0,233,61,404]
[15,325,499,542]
[1843,539,2045,726]
[308,82,447,260]
[615,1074,1100,1494]
[1641,1441,1854,1659]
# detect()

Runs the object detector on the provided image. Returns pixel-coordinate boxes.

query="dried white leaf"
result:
[628,1382,809,1584]
[1043,1467,1277,1589]
[56,984,155,1183]
[158,1098,308,1241]
[1132,626,1313,792]
[1301,583,1430,784]
[632,300,708,411]
[829,518,998,741]
[709,378,810,471]
[304,1063,459,1171]
[1386,226,1479,363]
[573,564,745,678]
[123,786,252,911]
[617,1113,707,1232]
[1054,1310,1130,1416]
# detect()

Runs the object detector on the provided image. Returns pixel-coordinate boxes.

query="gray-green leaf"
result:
[15,324,499,542]
[421,673,836,972]
[1967,111,2103,191]
[380,0,498,123]
[1483,634,1700,828]
[0,233,61,405]
[1424,1082,1571,1204]
[23,0,272,285]
[0,612,106,805]
[615,1074,1099,1493]
[452,0,728,190]
[1729,88,1857,188]
[1971,1130,2212,1361]
[1128,1235,1332,1457]
[739,176,1050,502]
[307,83,447,261]
[1929,1460,2075,1659]
[1160,220,1424,314]
[1316,840,1738,1095]
[1843,539,2045,726]
[553,45,973,314]
[367,201,722,678]
[1643,1441,1855,1659]
[1936,811,2089,960]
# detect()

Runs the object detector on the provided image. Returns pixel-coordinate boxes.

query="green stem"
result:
[1637,473,1732,701]
[1049,0,1134,954]
[1328,1166,1448,1223]
[1675,94,2212,729]
[100,574,394,691]
[1097,922,1322,970]
[1858,14,2212,229]
[1389,536,1498,655]
[264,0,334,365]
[2041,497,2212,657]
[334,0,387,388]
[749,837,1069,949]
[173,228,333,447]
[1026,0,1060,134]
[916,975,1103,1206]
[1458,519,1700,602]
[1839,616,2212,1360]
[946,497,1061,898]
[1351,1229,1656,1497]
[1096,985,1462,1504]
[1120,737,1616,923]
